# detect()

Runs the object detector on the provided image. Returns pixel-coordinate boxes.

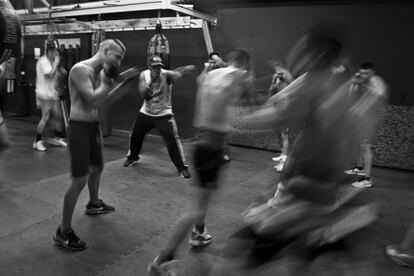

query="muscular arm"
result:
[71,65,111,107]
[240,74,310,130]
[165,65,196,81]
[138,72,153,100]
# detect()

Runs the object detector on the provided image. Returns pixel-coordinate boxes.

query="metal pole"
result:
[201,19,213,54]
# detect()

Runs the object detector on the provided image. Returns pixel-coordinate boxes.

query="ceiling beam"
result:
[16,0,216,24]
[22,16,203,36]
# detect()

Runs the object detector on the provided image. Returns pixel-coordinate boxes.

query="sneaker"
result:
[274,162,284,172]
[272,154,287,162]
[386,245,414,268]
[33,140,46,151]
[53,227,86,251]
[352,177,372,188]
[189,228,212,246]
[147,256,178,276]
[344,168,365,176]
[85,199,115,215]
[123,158,139,167]
[48,137,67,147]
[178,167,191,179]
[222,154,231,163]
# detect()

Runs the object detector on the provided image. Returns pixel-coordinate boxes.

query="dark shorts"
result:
[193,129,226,189]
[68,120,103,177]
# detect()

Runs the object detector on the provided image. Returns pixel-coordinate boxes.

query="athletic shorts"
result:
[68,120,103,177]
[193,129,226,189]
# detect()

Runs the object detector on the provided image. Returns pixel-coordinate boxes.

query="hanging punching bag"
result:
[92,29,105,55]
[0,0,21,65]
[147,21,170,69]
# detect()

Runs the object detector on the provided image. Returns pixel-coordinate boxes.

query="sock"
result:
[359,176,370,181]
[356,166,364,170]
[195,224,205,233]
[36,134,42,142]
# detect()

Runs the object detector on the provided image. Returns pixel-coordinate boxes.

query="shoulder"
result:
[70,63,90,76]
[37,56,49,66]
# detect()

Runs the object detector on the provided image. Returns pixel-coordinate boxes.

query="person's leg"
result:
[86,125,114,214]
[362,143,374,178]
[61,176,88,230]
[386,220,414,268]
[154,115,188,173]
[0,113,10,152]
[50,100,65,138]
[34,100,52,149]
[54,121,90,251]
[125,112,153,164]
[352,143,374,188]
[401,221,414,253]
[158,187,213,261]
[281,131,289,157]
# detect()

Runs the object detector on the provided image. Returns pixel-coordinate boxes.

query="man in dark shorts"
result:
[147,49,253,275]
[53,39,126,251]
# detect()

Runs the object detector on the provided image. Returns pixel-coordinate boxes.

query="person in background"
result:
[267,61,294,172]
[33,41,67,151]
[122,55,195,178]
[344,62,388,188]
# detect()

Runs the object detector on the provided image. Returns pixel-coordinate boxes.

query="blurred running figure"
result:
[198,52,231,163]
[386,221,414,268]
[213,22,377,275]
[147,49,253,276]
[0,62,10,152]
[344,63,388,188]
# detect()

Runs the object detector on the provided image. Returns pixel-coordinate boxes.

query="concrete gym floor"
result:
[0,118,413,276]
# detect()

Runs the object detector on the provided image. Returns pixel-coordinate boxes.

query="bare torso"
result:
[194,67,250,132]
[68,62,106,122]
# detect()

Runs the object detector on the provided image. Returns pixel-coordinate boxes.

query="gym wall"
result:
[8,1,414,140]
[107,1,414,138]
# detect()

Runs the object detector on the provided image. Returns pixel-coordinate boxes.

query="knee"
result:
[90,165,103,175]
[68,176,88,194]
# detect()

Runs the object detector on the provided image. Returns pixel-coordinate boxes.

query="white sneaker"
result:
[274,162,284,172]
[352,179,372,188]
[189,228,212,246]
[344,168,365,176]
[147,256,178,276]
[33,140,46,151]
[48,137,67,147]
[272,154,287,162]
